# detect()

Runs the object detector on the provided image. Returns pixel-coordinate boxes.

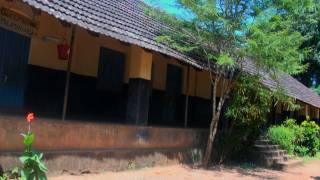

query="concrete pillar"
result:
[126,45,153,125]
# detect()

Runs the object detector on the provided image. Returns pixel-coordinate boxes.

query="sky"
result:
[143,0,191,19]
[143,0,179,13]
[144,0,255,23]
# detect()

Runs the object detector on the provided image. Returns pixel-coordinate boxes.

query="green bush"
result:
[283,118,298,128]
[298,121,320,156]
[267,119,320,157]
[267,125,295,154]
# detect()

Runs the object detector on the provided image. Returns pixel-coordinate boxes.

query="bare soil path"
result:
[50,160,320,180]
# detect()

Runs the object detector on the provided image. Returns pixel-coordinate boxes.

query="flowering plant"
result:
[19,113,47,180]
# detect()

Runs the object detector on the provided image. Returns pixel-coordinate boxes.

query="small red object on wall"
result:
[57,44,70,60]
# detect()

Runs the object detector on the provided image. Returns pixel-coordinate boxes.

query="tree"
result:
[146,0,306,168]
[258,0,320,91]
[293,1,320,92]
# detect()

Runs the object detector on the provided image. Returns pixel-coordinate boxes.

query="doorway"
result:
[163,64,182,125]
[0,27,30,108]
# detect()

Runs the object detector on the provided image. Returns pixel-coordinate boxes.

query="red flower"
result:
[26,113,35,123]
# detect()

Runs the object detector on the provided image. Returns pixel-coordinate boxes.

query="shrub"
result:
[297,121,320,156]
[221,74,272,162]
[283,118,298,128]
[267,125,295,154]
[267,119,320,157]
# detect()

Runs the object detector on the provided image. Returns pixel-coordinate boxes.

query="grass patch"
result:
[302,152,320,164]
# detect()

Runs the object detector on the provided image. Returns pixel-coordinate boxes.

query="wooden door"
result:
[97,47,125,93]
[0,27,30,108]
[163,64,182,124]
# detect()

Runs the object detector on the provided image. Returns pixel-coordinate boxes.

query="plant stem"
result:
[28,122,31,133]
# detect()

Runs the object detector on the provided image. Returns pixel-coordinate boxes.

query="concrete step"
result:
[258,135,268,141]
[274,159,303,170]
[254,135,298,169]
[255,139,273,146]
[264,157,285,166]
[254,144,280,151]
[261,150,287,157]
[283,154,293,161]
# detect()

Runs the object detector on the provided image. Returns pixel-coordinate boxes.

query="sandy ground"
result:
[50,160,320,180]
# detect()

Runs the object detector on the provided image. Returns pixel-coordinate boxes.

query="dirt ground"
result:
[50,160,320,180]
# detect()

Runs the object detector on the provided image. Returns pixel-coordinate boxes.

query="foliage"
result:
[279,0,320,88]
[1,113,48,180]
[226,74,272,126]
[20,132,47,180]
[312,85,320,95]
[221,74,271,161]
[0,167,20,180]
[145,0,307,166]
[221,74,299,162]
[247,16,306,75]
[219,122,261,163]
[0,175,8,180]
[267,119,320,156]
[220,74,292,162]
[298,121,320,156]
[302,151,320,163]
[0,173,8,180]
[267,125,296,154]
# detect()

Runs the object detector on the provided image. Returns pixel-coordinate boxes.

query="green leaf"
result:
[19,155,30,164]
[23,133,34,147]
[217,54,235,67]
[20,169,29,180]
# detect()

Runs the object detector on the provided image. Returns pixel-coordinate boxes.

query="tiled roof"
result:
[22,0,320,108]
[243,60,320,108]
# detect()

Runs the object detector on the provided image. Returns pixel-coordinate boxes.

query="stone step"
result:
[258,135,268,141]
[254,144,280,151]
[261,150,287,157]
[254,135,298,169]
[260,154,288,160]
[263,157,285,166]
[273,159,303,170]
[283,154,293,161]
[255,139,273,145]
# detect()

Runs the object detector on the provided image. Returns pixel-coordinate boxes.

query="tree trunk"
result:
[203,77,228,168]
[203,116,217,167]
[203,79,217,168]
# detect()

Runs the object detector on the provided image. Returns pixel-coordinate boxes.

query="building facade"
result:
[0,0,320,172]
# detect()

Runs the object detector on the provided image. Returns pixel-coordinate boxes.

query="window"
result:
[97,47,126,92]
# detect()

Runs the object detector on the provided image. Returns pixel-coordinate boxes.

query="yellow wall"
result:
[128,45,152,80]
[186,67,197,96]
[152,53,167,90]
[72,28,130,78]
[29,13,70,71]
[1,0,218,100]
[151,53,214,99]
[0,1,69,70]
[195,71,212,99]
